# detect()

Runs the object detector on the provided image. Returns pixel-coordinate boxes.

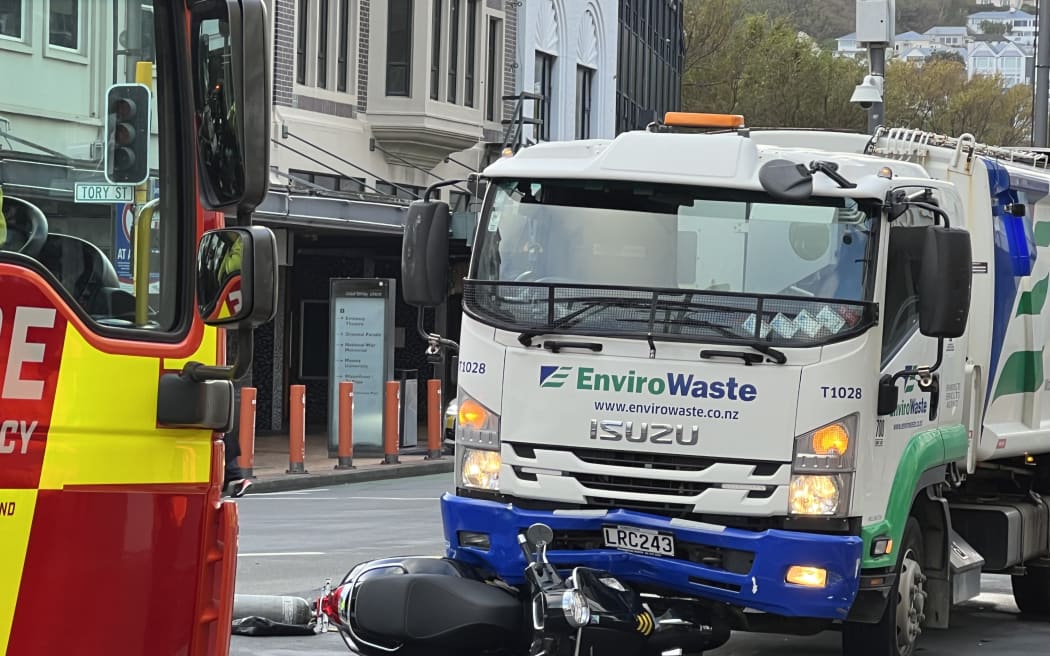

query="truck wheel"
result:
[842,517,927,656]
[1011,565,1050,615]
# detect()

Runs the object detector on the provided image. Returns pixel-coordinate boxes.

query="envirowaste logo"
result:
[540,365,572,388]
[538,365,759,401]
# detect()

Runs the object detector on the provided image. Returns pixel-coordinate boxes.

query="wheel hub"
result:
[894,550,928,654]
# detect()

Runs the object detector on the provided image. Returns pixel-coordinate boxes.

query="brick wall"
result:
[357,0,371,113]
[273,0,295,107]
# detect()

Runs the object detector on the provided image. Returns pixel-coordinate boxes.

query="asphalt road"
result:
[230,474,1050,655]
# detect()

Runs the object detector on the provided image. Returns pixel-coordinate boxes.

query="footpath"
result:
[235,428,453,495]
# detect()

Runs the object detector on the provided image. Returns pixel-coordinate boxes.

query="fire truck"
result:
[1,1,276,654]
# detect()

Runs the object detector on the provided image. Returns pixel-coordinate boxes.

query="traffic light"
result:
[104,83,152,185]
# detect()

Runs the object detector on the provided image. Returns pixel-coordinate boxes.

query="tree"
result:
[980,20,1010,38]
[682,3,867,131]
[883,59,1032,146]
[926,49,966,66]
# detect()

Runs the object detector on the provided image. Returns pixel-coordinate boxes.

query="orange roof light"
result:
[663,112,745,129]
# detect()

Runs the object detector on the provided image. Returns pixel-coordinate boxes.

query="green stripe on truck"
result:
[860,424,968,570]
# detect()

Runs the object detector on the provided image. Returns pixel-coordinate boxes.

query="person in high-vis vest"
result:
[0,185,8,248]
[216,236,251,497]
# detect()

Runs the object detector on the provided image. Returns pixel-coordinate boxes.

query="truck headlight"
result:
[789,415,857,516]
[456,390,501,490]
[462,448,501,490]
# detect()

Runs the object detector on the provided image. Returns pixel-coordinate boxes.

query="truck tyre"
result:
[842,517,927,656]
[1011,565,1050,615]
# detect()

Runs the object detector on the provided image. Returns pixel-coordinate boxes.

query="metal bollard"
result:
[238,387,257,478]
[336,381,355,470]
[426,379,442,460]
[383,381,400,464]
[288,384,307,474]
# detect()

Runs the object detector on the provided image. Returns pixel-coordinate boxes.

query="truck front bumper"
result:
[442,493,864,620]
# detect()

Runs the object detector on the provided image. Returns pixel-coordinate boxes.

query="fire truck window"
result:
[0,2,179,332]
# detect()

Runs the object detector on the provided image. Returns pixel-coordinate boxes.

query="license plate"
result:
[602,525,675,557]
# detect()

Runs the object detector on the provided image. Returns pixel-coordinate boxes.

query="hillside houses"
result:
[835,9,1036,88]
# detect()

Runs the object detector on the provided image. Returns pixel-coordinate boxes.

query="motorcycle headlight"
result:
[560,590,591,628]
[789,415,857,516]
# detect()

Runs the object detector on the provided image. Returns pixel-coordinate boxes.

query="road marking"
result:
[238,552,325,557]
[242,497,341,500]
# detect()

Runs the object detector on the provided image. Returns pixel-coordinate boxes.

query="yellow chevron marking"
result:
[0,490,37,654]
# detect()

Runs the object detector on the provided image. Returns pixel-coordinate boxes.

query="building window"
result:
[0,0,23,40]
[447,0,460,103]
[317,0,330,87]
[375,181,423,200]
[575,65,593,139]
[290,170,367,193]
[337,0,352,92]
[465,0,477,107]
[535,51,555,141]
[49,0,79,50]
[297,0,309,84]
[486,18,503,122]
[386,0,413,96]
[430,0,442,100]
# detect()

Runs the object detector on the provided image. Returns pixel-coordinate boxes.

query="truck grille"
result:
[511,443,784,477]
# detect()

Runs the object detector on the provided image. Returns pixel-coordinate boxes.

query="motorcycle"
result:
[314,523,730,656]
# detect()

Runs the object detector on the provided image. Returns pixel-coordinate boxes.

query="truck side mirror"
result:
[402,200,450,307]
[918,226,972,339]
[190,0,271,215]
[196,226,278,328]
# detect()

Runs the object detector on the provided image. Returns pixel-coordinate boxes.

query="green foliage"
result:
[682,1,1033,146]
[740,0,989,41]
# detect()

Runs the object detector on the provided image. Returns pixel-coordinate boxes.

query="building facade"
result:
[514,0,618,142]
[615,0,684,133]
[250,0,523,441]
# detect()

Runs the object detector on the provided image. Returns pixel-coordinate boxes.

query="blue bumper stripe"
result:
[442,494,864,620]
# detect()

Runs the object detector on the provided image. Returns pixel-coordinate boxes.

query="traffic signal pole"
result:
[133,60,154,326]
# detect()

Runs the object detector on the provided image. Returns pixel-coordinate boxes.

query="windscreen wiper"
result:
[700,342,787,365]
[517,297,653,346]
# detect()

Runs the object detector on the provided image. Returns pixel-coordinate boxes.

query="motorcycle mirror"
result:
[526,523,555,549]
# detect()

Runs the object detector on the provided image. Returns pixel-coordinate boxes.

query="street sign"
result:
[75,182,134,203]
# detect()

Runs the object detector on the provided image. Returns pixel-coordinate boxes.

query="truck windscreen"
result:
[466,178,880,348]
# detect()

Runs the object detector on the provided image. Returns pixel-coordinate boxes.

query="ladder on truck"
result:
[869,126,1050,171]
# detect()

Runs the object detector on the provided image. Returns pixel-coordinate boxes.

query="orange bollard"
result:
[383,381,401,464]
[238,387,257,478]
[287,384,307,474]
[426,379,442,460]
[336,381,355,470]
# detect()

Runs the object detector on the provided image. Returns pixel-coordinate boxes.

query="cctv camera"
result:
[850,74,883,109]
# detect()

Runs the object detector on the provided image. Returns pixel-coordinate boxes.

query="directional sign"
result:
[75,182,134,203]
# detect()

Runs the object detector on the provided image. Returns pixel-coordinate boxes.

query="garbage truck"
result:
[316,113,1050,656]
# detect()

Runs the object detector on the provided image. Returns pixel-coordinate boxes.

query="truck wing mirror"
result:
[402,200,451,308]
[196,226,278,329]
[758,159,813,202]
[190,0,271,215]
[919,226,972,339]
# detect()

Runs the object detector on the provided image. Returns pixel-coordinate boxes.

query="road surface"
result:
[230,474,1050,655]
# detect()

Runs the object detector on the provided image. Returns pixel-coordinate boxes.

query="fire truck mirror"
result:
[196,226,278,329]
[190,0,271,215]
[918,226,973,339]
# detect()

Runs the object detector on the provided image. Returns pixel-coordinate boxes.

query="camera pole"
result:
[855,0,894,134]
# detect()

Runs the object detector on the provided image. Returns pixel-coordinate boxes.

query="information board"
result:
[328,279,396,450]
